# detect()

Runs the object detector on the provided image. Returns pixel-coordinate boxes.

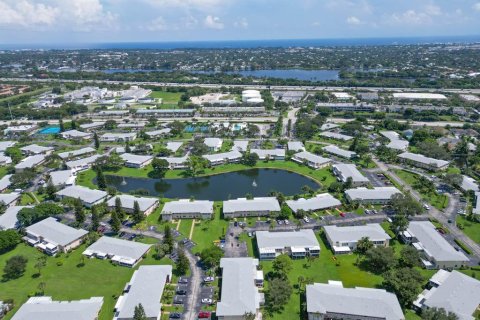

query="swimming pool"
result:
[39,127,60,134]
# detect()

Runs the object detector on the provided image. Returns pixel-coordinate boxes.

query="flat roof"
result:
[145,128,171,136]
[332,163,369,183]
[293,151,331,165]
[203,150,242,162]
[233,140,249,151]
[223,197,280,214]
[161,199,214,215]
[460,175,479,193]
[0,193,21,205]
[0,141,16,152]
[0,206,33,230]
[323,145,356,159]
[58,147,96,159]
[166,141,183,153]
[120,153,153,164]
[0,174,12,191]
[407,221,469,262]
[26,217,88,247]
[216,258,261,317]
[15,154,46,169]
[250,148,285,158]
[107,195,158,212]
[324,224,391,243]
[306,282,404,320]
[49,170,75,187]
[61,130,91,138]
[393,92,447,100]
[11,296,103,320]
[84,236,151,261]
[319,132,354,141]
[65,154,101,169]
[20,144,53,154]
[345,187,401,201]
[56,185,107,204]
[101,132,137,139]
[398,152,450,168]
[380,131,409,151]
[256,229,320,250]
[204,137,223,148]
[286,193,341,213]
[287,141,305,151]
[115,265,172,319]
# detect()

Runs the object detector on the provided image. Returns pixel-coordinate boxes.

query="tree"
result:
[176,249,189,275]
[3,255,28,280]
[96,167,107,190]
[91,205,100,232]
[355,237,373,255]
[17,203,64,227]
[151,158,169,178]
[11,169,37,188]
[421,308,459,320]
[383,267,424,307]
[390,193,423,216]
[392,214,409,233]
[115,197,125,221]
[93,132,100,149]
[200,246,224,269]
[132,200,144,224]
[0,230,22,254]
[45,181,57,200]
[400,246,421,267]
[443,173,462,187]
[59,119,65,132]
[104,120,117,130]
[187,155,208,177]
[34,255,47,276]
[163,224,174,254]
[364,247,397,273]
[74,198,85,224]
[125,141,131,153]
[70,119,77,130]
[37,281,47,295]
[265,277,293,313]
[133,304,148,320]
[272,254,293,276]
[243,312,256,320]
[110,211,121,233]
[242,152,259,166]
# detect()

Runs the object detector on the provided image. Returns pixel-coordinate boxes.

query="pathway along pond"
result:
[101,168,320,200]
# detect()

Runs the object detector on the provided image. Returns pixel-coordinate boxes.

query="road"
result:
[183,249,202,320]
[373,157,480,260]
[283,107,299,137]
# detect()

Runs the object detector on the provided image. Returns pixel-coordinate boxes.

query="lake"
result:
[102,168,320,200]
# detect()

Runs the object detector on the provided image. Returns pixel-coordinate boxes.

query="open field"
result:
[149,91,183,104]
[456,215,480,244]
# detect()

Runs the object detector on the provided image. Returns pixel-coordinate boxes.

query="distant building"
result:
[286,193,341,213]
[380,131,409,151]
[100,132,137,142]
[60,130,92,141]
[160,156,188,169]
[56,185,108,208]
[398,152,450,171]
[135,109,195,118]
[107,194,159,216]
[393,92,447,100]
[58,147,96,160]
[319,131,354,141]
[250,148,285,160]
[3,125,37,136]
[223,197,280,218]
[120,153,153,168]
[324,224,391,254]
[256,229,320,260]
[203,150,242,166]
[332,163,369,187]
[316,102,376,112]
[322,145,357,159]
[145,128,172,139]
[161,199,214,221]
[83,236,151,267]
[292,151,331,169]
[345,187,401,204]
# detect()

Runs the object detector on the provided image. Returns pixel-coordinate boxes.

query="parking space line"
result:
[176,220,181,231]
[188,219,196,240]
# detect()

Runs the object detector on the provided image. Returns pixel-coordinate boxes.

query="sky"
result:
[1,0,480,44]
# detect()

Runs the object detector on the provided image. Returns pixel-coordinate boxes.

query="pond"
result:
[101,168,320,200]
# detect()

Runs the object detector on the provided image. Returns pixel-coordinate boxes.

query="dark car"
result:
[176,289,187,295]
[178,278,189,284]
[170,313,182,319]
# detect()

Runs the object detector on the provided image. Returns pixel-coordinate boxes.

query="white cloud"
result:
[425,4,442,16]
[233,17,248,29]
[62,0,117,31]
[346,16,362,25]
[145,0,230,11]
[146,16,168,31]
[204,15,224,29]
[388,10,432,25]
[0,0,59,28]
[474,2,480,11]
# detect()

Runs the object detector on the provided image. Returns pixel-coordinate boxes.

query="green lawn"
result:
[191,203,228,253]
[0,167,8,179]
[456,215,480,244]
[394,169,448,210]
[149,91,182,104]
[0,243,174,320]
[178,219,193,238]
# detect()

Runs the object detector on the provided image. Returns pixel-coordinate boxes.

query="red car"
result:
[198,312,211,319]
[339,212,346,217]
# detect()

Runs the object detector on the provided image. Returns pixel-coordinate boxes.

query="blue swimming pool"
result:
[39,126,60,134]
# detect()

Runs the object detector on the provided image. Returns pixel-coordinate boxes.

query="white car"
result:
[203,276,214,283]
[201,298,213,305]
[284,219,290,225]
[303,217,310,223]
[423,204,430,210]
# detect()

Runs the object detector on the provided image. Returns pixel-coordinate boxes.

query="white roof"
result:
[84,236,151,261]
[320,132,354,141]
[287,141,305,152]
[345,187,401,201]
[79,122,105,129]
[398,152,450,168]
[306,282,404,320]
[56,185,107,204]
[107,195,158,212]
[0,141,16,152]
[420,270,480,320]
[332,92,353,99]
[65,155,101,170]
[322,145,356,159]
[20,144,53,154]
[61,130,91,139]
[204,137,223,148]
[26,217,88,247]
[223,197,280,214]
[11,296,103,320]
[320,123,339,131]
[232,140,249,152]
[203,150,242,163]
[160,156,188,166]
[0,192,21,206]
[101,132,137,140]
[460,175,479,192]
[251,148,285,158]
[15,154,45,170]
[293,151,331,165]
[0,174,12,190]
[407,221,469,263]
[166,141,183,153]
[324,224,391,244]
[332,163,369,183]
[216,258,261,317]
[393,92,447,100]
[286,193,341,213]
[380,131,409,151]
[161,199,214,215]
[115,265,172,319]
[145,128,171,137]
[0,206,33,230]
[49,170,76,187]
[120,153,153,165]
[58,147,96,159]
[256,229,320,250]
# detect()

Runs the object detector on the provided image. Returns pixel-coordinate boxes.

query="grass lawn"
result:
[0,167,8,179]
[177,219,193,238]
[456,215,480,244]
[191,203,228,253]
[394,169,448,210]
[0,243,174,320]
[149,91,182,104]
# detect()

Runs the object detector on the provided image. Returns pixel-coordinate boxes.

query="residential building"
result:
[166,141,183,153]
[380,131,409,151]
[0,174,12,192]
[203,150,242,166]
[160,156,188,169]
[79,122,105,131]
[56,185,108,208]
[306,281,404,320]
[216,258,263,320]
[0,153,12,166]
[0,206,33,230]
[233,140,249,152]
[316,102,376,112]
[100,132,137,142]
[287,141,305,152]
[400,221,469,269]
[107,195,159,216]
[161,199,214,221]
[413,270,480,320]
[145,128,172,139]
[223,197,280,218]
[250,148,285,160]
[58,147,96,160]
[11,297,103,320]
[60,130,92,140]
[256,229,320,260]
[473,192,480,215]
[320,123,339,131]
[319,131,354,141]
[117,122,147,130]
[15,154,46,171]
[48,170,76,187]
[65,154,101,172]
[392,92,447,100]
[332,163,370,187]
[292,151,331,169]
[83,236,151,267]
[120,153,153,168]
[20,144,53,155]
[322,145,357,159]
[114,265,172,320]
[135,109,195,118]
[204,138,223,152]
[24,217,88,255]
[324,224,391,254]
[286,193,341,214]
[0,141,16,152]
[398,152,450,171]
[345,187,401,204]
[332,92,353,100]
[0,193,21,208]
[460,175,479,193]
[3,125,37,136]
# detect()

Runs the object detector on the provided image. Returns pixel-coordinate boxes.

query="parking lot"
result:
[363,170,392,187]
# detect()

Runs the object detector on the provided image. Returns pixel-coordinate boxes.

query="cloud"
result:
[204,15,224,29]
[474,2,480,11]
[346,16,362,25]
[146,16,168,31]
[233,17,248,29]
[388,9,433,26]
[145,0,230,12]
[0,0,59,28]
[64,0,117,31]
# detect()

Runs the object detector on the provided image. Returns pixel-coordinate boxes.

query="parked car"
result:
[284,219,290,225]
[303,217,310,223]
[176,289,187,295]
[198,311,211,319]
[423,204,430,210]
[201,298,213,304]
[339,212,346,217]
[170,313,182,319]
[203,276,214,283]
[178,278,189,284]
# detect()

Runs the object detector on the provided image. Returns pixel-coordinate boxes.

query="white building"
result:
[65,154,101,172]
[393,92,447,100]
[11,297,103,320]
[345,187,401,204]
[58,147,96,160]
[101,132,137,142]
[20,144,54,155]
[287,141,305,152]
[460,175,479,193]
[56,185,108,208]
[160,156,188,169]
[380,131,409,151]
[0,206,33,230]
[120,153,153,168]
[107,194,159,216]
[250,148,285,160]
[322,145,357,159]
[203,150,242,166]
[15,154,46,171]
[223,197,280,218]
[286,193,341,214]
[256,229,320,260]
[49,170,76,187]
[398,152,450,171]
[324,224,391,254]
[161,199,214,221]
[292,151,331,169]
[319,131,354,141]
[204,138,223,152]
[61,130,92,140]
[332,163,370,187]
